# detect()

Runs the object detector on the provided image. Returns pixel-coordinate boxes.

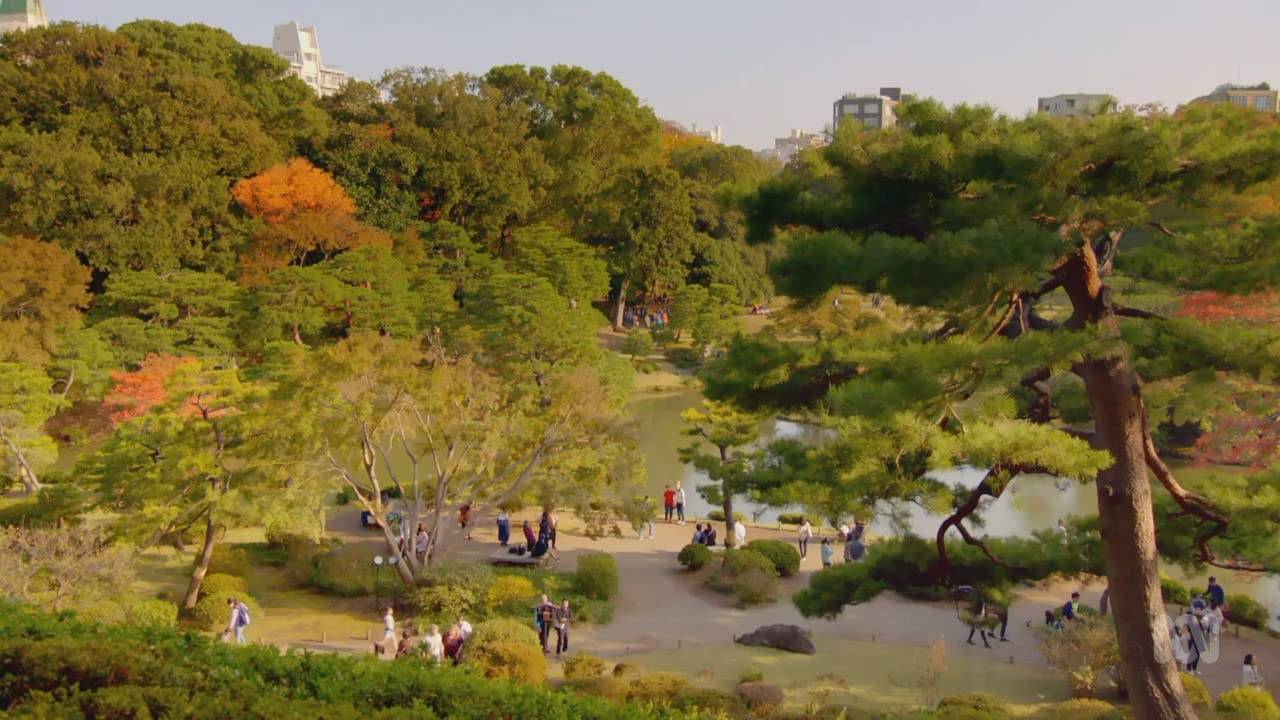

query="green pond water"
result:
[631,385,1280,627]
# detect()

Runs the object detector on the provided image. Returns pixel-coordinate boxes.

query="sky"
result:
[47,0,1280,149]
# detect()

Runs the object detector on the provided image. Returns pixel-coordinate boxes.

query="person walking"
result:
[798,519,813,560]
[496,510,511,546]
[548,509,559,549]
[733,518,746,546]
[458,503,473,540]
[994,602,1010,642]
[535,595,557,653]
[374,606,396,656]
[423,624,444,664]
[1206,576,1229,622]
[458,614,473,641]
[226,597,250,645]
[965,598,992,649]
[820,537,834,568]
[662,485,677,523]
[1244,654,1264,686]
[554,599,573,657]
[443,624,464,664]
[1185,607,1206,675]
[414,523,430,565]
[675,483,687,524]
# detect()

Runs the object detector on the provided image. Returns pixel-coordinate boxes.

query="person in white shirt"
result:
[374,607,397,656]
[423,624,444,664]
[675,483,687,524]
[458,615,473,641]
[734,519,746,545]
[1244,653,1264,686]
[1201,600,1225,640]
[414,524,430,564]
[798,519,813,560]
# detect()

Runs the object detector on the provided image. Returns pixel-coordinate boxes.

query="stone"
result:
[734,624,816,654]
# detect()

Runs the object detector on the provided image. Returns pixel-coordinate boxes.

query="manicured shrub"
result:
[1216,685,1280,720]
[776,512,805,526]
[936,692,1012,717]
[611,662,635,677]
[677,543,712,570]
[465,640,547,684]
[1179,671,1211,709]
[738,664,764,683]
[1031,698,1123,720]
[745,539,801,577]
[465,618,540,654]
[207,545,250,576]
[574,552,619,601]
[563,653,608,680]
[191,590,261,633]
[125,599,178,629]
[1228,593,1271,630]
[735,681,784,714]
[200,573,248,598]
[705,510,745,522]
[410,564,494,621]
[486,574,536,610]
[74,600,126,625]
[626,672,688,704]
[671,687,744,715]
[733,568,777,607]
[567,596,613,625]
[1160,575,1190,605]
[564,675,630,701]
[307,549,385,597]
[721,548,778,577]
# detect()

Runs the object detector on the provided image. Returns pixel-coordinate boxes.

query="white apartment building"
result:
[272,21,349,97]
[688,123,723,144]
[0,0,48,35]
[757,129,827,165]
[1037,93,1111,118]
[833,87,901,132]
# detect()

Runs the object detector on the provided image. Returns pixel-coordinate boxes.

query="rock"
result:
[734,624,816,654]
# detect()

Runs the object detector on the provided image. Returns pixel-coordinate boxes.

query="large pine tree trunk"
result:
[182,513,218,610]
[613,278,629,330]
[1081,357,1195,720]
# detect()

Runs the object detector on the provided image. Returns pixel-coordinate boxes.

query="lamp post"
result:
[387,555,399,610]
[373,555,384,611]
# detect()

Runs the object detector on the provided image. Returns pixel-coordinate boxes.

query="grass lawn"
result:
[610,638,1072,713]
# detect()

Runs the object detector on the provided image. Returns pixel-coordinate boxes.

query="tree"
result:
[85,359,300,608]
[90,271,242,364]
[0,236,91,365]
[679,401,763,548]
[275,333,628,584]
[0,526,132,611]
[721,100,1280,719]
[0,24,282,273]
[508,225,610,308]
[669,282,740,354]
[0,363,61,494]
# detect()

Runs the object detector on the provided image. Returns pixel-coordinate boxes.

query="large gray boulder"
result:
[734,624,816,654]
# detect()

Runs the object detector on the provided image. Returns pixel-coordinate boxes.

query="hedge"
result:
[199,573,247,598]
[1216,685,1280,720]
[744,539,800,577]
[1179,672,1211,709]
[0,605,693,719]
[1227,593,1271,630]
[574,553,619,601]
[677,543,713,570]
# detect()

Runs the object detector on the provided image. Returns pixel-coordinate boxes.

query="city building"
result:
[1188,83,1277,113]
[0,0,48,35]
[1037,93,1111,118]
[832,87,901,132]
[271,21,349,97]
[757,129,828,165]
[687,123,723,144]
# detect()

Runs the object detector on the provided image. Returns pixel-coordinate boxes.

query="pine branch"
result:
[1115,306,1165,320]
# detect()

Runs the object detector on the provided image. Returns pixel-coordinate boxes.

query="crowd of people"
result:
[376,606,475,664]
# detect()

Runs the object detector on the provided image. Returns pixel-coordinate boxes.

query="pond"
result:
[630,385,1280,627]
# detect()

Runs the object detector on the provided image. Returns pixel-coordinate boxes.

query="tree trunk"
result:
[182,513,218,610]
[613,278,629,330]
[292,324,303,345]
[0,426,41,495]
[722,484,737,548]
[1081,357,1195,720]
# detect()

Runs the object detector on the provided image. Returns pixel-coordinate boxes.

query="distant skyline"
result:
[46,0,1280,149]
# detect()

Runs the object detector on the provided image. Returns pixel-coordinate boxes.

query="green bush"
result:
[735,682,784,714]
[486,574,536,611]
[1216,685,1280,720]
[409,564,494,621]
[199,573,248,598]
[1228,593,1271,630]
[1031,699,1123,720]
[722,548,778,577]
[1177,672,1211,709]
[563,653,608,680]
[626,672,688,704]
[733,568,777,607]
[125,599,178,629]
[190,591,261,633]
[574,552,619,601]
[569,595,614,625]
[465,618,540,655]
[745,539,801,577]
[207,545,250,577]
[0,605,676,719]
[465,640,547,684]
[705,510,745,522]
[564,675,629,701]
[334,485,357,505]
[777,513,805,526]
[738,664,764,683]
[937,692,1013,717]
[74,600,126,625]
[677,543,713,570]
[0,484,84,528]
[670,687,744,715]
[1160,576,1190,605]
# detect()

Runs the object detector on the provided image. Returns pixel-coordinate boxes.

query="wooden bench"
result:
[489,547,560,569]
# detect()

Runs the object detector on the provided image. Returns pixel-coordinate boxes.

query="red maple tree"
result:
[104,354,196,424]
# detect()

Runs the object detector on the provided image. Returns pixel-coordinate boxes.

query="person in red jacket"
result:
[662,485,677,523]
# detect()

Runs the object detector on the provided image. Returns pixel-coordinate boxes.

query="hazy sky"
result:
[48,0,1280,148]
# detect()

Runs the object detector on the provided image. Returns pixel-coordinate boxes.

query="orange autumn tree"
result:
[104,354,196,424]
[232,158,391,285]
